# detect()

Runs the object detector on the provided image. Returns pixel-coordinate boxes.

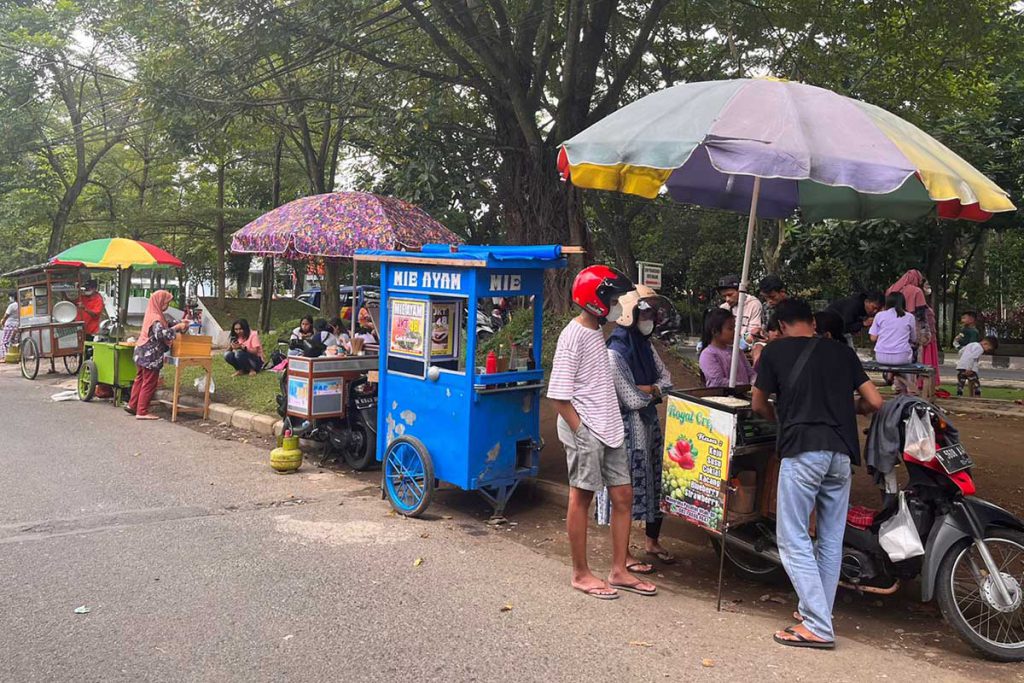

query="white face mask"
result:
[606,303,623,323]
[638,320,655,336]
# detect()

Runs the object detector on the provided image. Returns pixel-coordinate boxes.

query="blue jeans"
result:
[776,450,852,641]
[223,349,261,373]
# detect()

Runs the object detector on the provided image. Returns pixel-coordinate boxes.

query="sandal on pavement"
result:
[574,585,619,600]
[609,581,657,597]
[646,549,676,564]
[135,414,161,421]
[626,562,655,575]
[773,626,834,650]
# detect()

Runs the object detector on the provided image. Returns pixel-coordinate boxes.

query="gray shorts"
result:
[556,417,630,492]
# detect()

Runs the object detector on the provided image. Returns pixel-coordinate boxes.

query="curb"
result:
[154,389,286,437]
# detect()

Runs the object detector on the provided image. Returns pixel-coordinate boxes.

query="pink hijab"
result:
[887,269,927,311]
[137,290,174,346]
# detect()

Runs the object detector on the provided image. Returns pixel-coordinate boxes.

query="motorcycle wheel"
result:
[935,527,1024,662]
[342,419,378,471]
[710,537,789,584]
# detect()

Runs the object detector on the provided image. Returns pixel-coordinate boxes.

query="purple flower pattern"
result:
[230,192,461,258]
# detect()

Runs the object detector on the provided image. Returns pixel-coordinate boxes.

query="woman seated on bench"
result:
[869,292,917,395]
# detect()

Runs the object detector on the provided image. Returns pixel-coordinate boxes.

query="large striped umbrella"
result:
[50,238,183,269]
[558,78,1016,386]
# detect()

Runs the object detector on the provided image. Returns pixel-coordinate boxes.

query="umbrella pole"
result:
[351,258,358,338]
[728,176,762,388]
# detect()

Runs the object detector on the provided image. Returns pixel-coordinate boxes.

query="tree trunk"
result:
[496,147,580,312]
[47,179,87,257]
[259,136,284,334]
[321,260,342,321]
[215,162,227,303]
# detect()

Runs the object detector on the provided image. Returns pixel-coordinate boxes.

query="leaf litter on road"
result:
[628,640,653,648]
[413,557,424,567]
[500,603,513,612]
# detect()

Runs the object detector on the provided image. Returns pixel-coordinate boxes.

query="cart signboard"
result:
[429,300,459,359]
[388,298,427,357]
[661,395,734,532]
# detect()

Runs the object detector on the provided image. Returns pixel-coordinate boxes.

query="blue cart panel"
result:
[356,245,566,518]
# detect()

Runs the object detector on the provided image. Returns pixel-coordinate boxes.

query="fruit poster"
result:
[661,395,735,533]
[389,298,427,357]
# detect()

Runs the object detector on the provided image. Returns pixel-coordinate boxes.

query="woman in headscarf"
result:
[1,291,18,360]
[887,269,940,385]
[127,290,188,419]
[595,286,675,570]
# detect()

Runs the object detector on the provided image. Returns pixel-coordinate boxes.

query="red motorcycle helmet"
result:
[572,265,634,320]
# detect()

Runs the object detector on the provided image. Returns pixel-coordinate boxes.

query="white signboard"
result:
[637,261,663,289]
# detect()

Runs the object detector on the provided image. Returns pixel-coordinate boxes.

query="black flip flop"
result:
[773,626,834,650]
[646,550,676,565]
[626,562,655,575]
[609,581,658,597]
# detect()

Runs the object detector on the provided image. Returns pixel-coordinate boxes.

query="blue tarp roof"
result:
[356,244,567,268]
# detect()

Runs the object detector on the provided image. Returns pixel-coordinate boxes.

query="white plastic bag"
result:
[904,409,936,462]
[879,492,925,562]
[194,375,215,395]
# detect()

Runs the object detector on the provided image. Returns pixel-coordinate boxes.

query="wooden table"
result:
[166,355,212,422]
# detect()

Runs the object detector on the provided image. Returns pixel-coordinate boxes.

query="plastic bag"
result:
[194,375,215,395]
[904,409,936,462]
[879,492,925,562]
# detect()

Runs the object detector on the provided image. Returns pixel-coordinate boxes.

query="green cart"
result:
[78,340,138,405]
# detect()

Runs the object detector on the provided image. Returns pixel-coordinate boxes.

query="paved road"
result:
[0,365,1010,682]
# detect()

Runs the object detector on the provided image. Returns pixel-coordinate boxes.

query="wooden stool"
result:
[166,355,212,422]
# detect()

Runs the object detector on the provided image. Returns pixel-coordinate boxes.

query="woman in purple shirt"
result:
[699,308,755,388]
[869,292,918,395]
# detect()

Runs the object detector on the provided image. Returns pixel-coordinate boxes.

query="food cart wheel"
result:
[63,353,82,375]
[19,338,39,380]
[383,436,434,517]
[77,360,98,401]
[710,537,788,584]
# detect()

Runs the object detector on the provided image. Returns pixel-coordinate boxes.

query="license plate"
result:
[935,442,973,474]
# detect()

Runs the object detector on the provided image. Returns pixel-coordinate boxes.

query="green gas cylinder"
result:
[270,434,302,474]
[4,345,19,365]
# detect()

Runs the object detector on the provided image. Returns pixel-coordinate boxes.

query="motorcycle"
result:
[717,400,1024,661]
[274,340,379,471]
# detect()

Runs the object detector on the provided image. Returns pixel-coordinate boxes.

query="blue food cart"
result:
[354,244,567,518]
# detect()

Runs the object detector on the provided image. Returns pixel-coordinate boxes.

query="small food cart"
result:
[354,244,567,519]
[660,388,781,596]
[2,264,86,380]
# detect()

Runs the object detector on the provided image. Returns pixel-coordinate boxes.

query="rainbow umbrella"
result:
[50,238,183,269]
[558,78,1016,385]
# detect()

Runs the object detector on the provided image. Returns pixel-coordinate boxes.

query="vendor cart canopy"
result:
[356,244,568,269]
[558,78,1015,223]
[1,263,81,279]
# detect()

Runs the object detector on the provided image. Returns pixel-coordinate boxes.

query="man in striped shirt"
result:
[548,266,657,600]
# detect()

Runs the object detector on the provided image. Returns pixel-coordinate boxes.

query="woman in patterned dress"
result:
[596,286,674,571]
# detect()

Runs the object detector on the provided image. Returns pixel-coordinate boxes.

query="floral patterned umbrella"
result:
[230,192,461,258]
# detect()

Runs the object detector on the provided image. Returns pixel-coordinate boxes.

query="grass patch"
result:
[162,359,281,416]
[477,308,576,374]
[937,384,1024,401]
[199,297,316,333]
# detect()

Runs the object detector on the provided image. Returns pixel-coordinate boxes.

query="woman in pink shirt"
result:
[224,318,264,376]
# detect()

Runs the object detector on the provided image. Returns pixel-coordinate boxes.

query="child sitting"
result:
[956,336,999,397]
[869,292,917,395]
[953,311,981,350]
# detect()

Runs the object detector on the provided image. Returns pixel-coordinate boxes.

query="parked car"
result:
[297,286,380,313]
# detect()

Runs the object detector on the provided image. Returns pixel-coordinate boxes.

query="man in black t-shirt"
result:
[752,298,883,649]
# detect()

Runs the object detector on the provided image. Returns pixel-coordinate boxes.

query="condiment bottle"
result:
[485,349,497,374]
